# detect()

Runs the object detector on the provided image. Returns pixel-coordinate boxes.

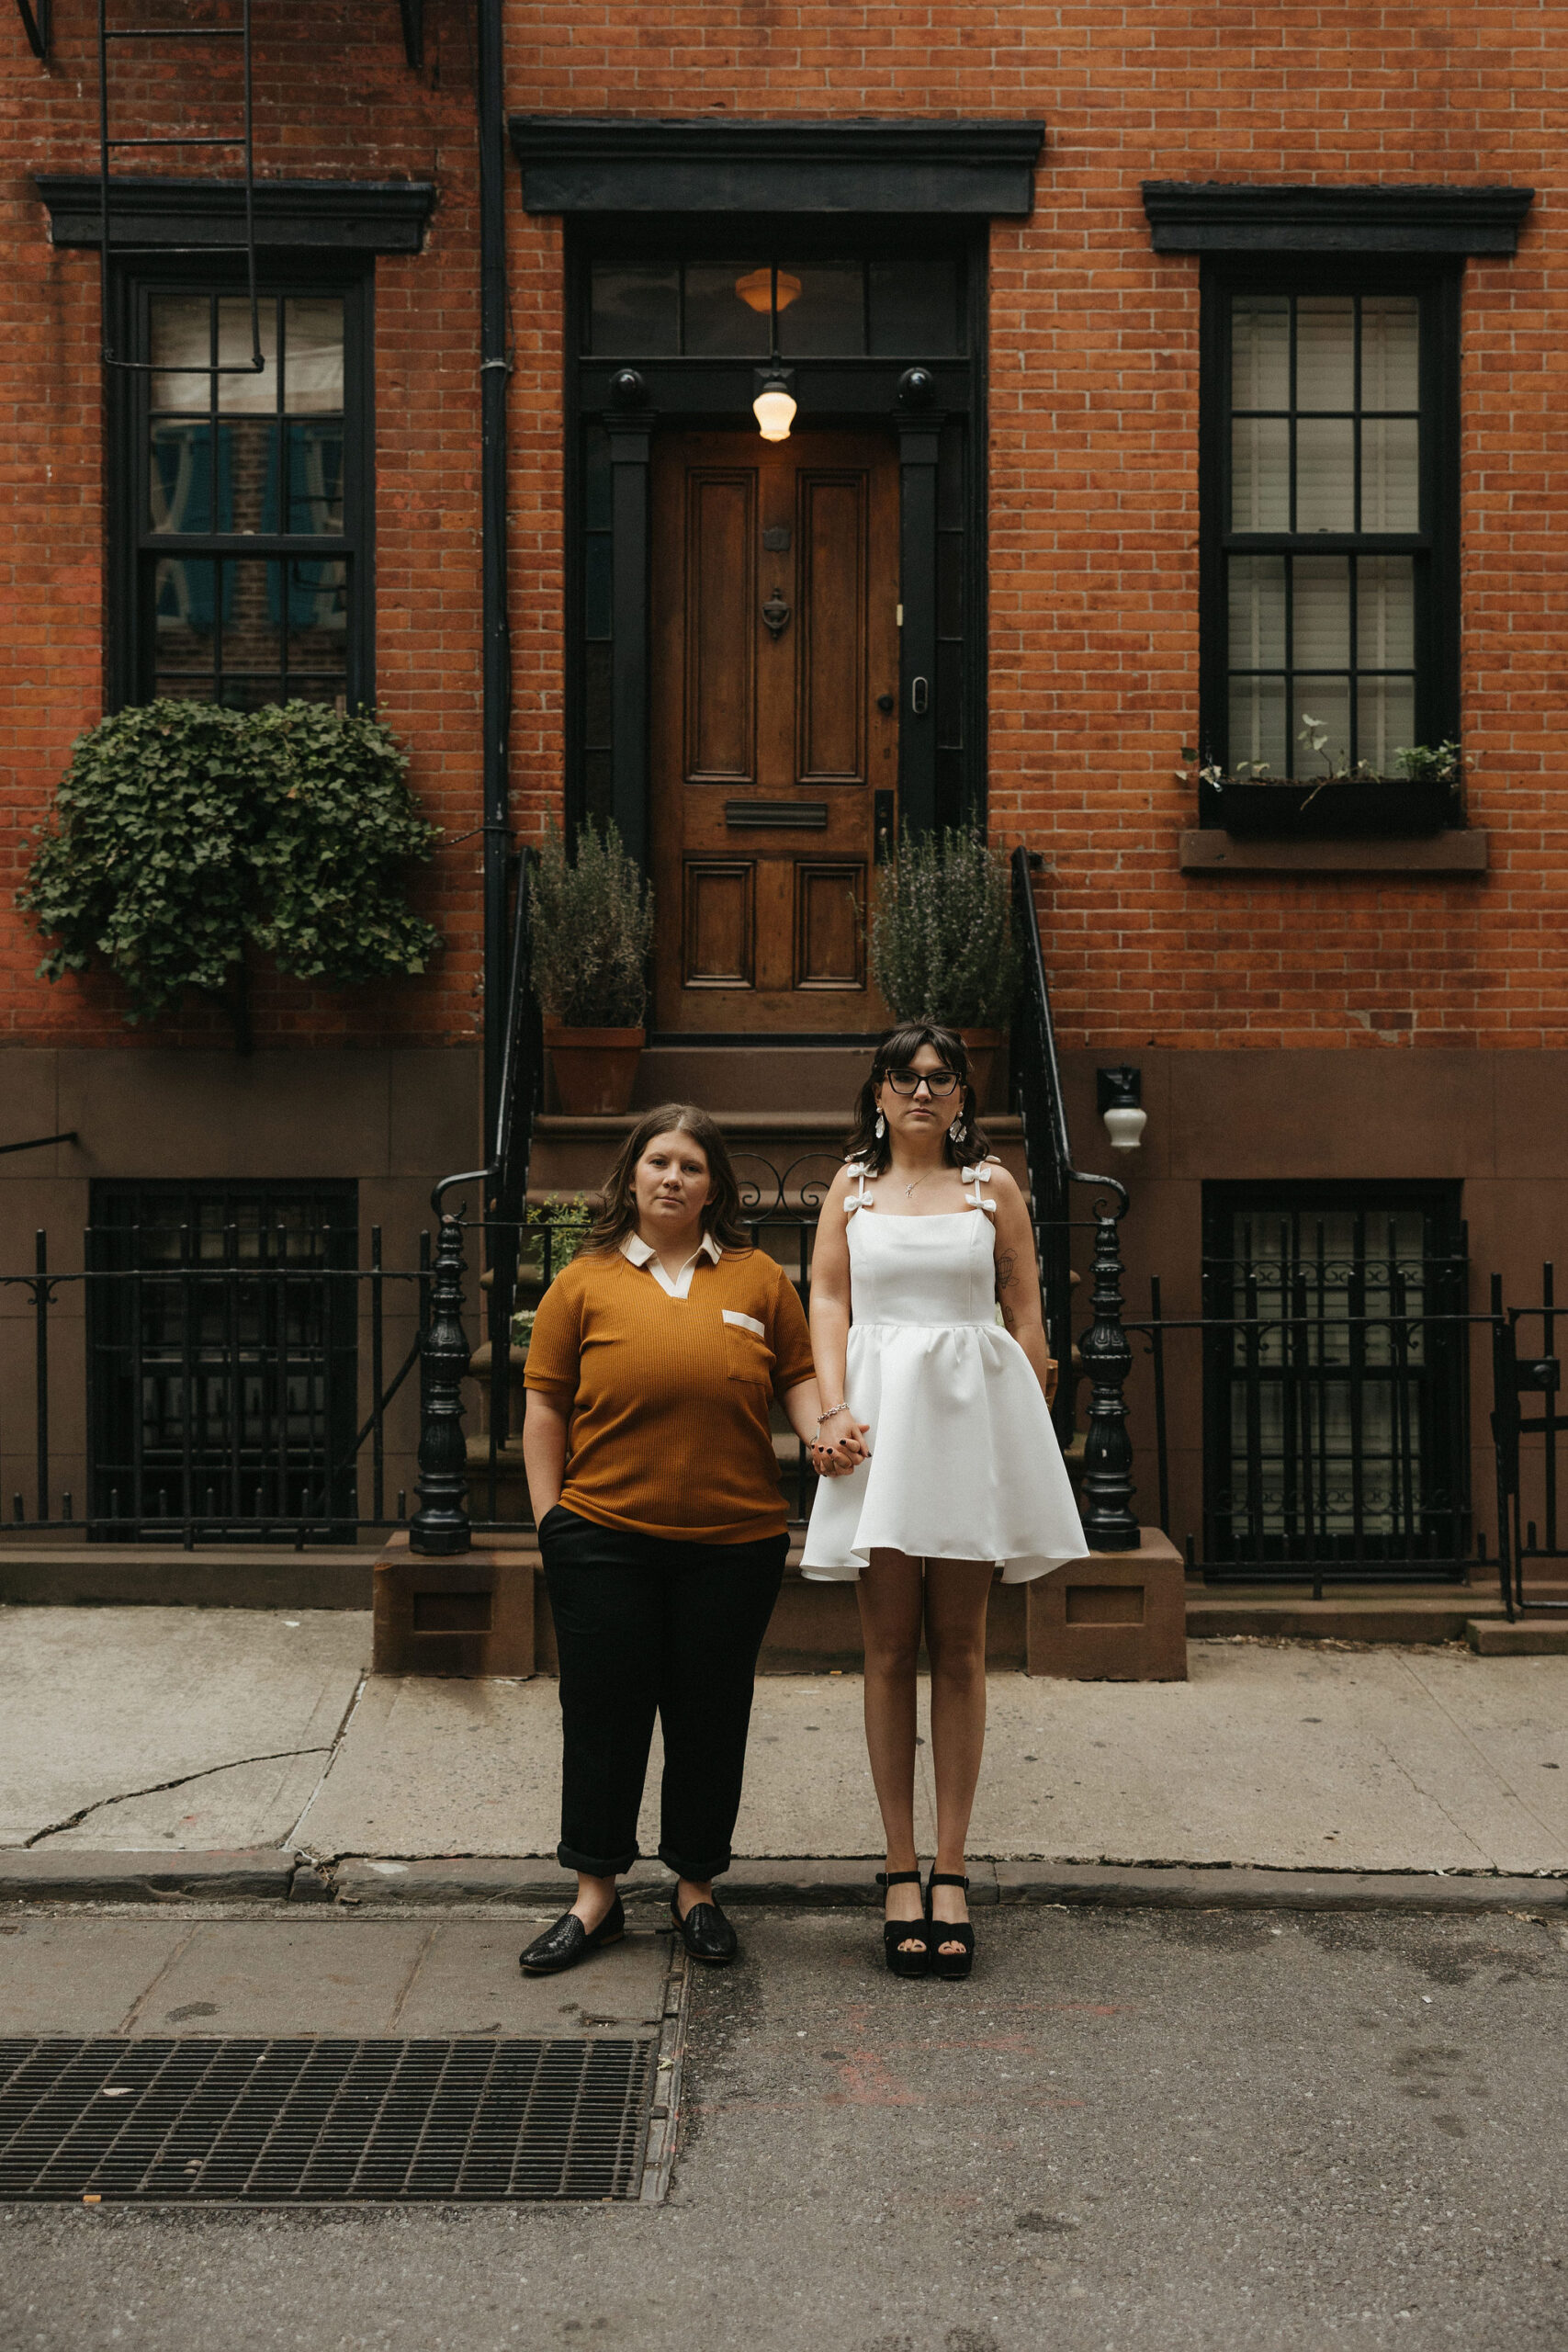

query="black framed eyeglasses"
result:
[885,1068,960,1098]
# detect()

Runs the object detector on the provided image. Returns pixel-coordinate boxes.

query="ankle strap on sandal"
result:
[876,1870,923,1888]
[927,1871,969,1889]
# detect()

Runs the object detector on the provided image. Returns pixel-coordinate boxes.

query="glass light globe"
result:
[752,382,796,443]
[1102,1104,1148,1153]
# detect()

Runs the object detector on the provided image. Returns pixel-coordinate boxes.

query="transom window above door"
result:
[586,254,964,358]
[1202,267,1458,786]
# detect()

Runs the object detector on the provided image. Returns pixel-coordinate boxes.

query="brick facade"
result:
[5,4,1565,1058]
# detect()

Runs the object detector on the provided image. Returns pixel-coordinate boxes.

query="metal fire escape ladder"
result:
[95,0,262,378]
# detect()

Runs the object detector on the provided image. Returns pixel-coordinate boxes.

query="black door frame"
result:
[513,119,1048,877]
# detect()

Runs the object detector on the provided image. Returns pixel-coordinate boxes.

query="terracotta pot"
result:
[957,1027,1006,1115]
[545,1025,645,1115]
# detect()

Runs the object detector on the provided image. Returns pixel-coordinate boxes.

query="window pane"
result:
[1228,673,1286,772]
[150,423,224,534]
[1361,296,1419,411]
[1292,554,1350,669]
[282,557,349,704]
[1228,554,1285,668]
[1295,298,1354,411]
[282,298,344,414]
[224,415,277,536]
[1361,417,1419,531]
[1231,296,1289,409]
[1231,417,1289,529]
[150,294,213,410]
[285,423,344,534]
[589,265,679,356]
[776,264,864,356]
[1295,417,1354,532]
[1292,678,1350,775]
[153,556,220,695]
[216,299,278,413]
[1358,673,1415,775]
[1357,555,1415,669]
[869,256,962,355]
[220,559,283,692]
[682,264,770,356]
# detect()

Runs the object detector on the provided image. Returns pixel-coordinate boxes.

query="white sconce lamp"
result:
[1098,1065,1146,1154]
[752,364,797,444]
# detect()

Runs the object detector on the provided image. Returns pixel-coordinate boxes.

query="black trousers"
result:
[538,1504,788,1882]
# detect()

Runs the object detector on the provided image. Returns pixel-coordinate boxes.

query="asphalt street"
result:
[2,1901,1564,2352]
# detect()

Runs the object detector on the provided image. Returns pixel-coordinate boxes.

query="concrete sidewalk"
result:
[4,1606,1568,1875]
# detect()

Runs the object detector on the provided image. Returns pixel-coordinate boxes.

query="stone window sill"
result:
[1179,830,1488,876]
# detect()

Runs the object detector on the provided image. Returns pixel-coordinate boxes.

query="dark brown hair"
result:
[584,1102,754,1253]
[842,1023,991,1177]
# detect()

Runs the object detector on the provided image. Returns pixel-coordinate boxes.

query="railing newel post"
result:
[410,1204,473,1555]
[1077,1202,1138,1552]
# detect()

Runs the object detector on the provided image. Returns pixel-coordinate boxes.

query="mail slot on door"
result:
[725,800,830,830]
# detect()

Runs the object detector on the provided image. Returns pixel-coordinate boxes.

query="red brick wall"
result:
[0,0,502,1051]
[6,2,1566,1056]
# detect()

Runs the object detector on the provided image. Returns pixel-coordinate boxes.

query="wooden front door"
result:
[650,430,899,1033]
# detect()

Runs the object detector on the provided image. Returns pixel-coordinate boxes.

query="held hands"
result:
[807,1419,872,1478]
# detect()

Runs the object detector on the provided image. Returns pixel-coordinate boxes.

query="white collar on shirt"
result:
[620,1227,723,1301]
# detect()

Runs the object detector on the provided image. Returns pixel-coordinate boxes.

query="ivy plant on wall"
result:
[17,698,440,1044]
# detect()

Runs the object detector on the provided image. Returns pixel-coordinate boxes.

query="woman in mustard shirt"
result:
[520,1102,842,1976]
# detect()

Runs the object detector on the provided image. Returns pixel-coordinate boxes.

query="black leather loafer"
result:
[519,1894,625,1976]
[671,1894,738,1964]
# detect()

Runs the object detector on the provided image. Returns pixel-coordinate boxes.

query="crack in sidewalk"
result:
[23,1748,333,1849]
[283,1669,369,1859]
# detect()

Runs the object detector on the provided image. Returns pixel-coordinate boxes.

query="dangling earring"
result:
[948,1115,964,1142]
[874,1111,886,1140]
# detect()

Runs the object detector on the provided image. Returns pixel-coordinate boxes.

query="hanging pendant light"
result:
[753,363,797,444]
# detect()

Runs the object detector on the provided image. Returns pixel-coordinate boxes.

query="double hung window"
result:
[1201,266,1458,786]
[112,267,372,709]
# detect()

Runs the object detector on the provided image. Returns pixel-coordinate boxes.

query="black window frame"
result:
[1200,1178,1470,1583]
[106,253,375,714]
[1198,256,1461,805]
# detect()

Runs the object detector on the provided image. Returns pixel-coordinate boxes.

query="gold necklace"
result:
[902,1168,938,1198]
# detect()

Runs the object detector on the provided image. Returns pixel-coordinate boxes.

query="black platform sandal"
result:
[926,1872,976,1982]
[876,1869,932,1979]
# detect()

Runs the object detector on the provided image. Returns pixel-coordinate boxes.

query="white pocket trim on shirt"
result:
[721,1309,766,1339]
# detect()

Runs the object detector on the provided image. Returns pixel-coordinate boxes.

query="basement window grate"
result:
[0,2037,658,2204]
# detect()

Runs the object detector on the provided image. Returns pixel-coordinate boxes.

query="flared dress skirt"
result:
[800,1195,1088,1584]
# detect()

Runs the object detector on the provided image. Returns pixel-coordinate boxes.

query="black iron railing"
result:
[1490,1266,1568,1618]
[1009,845,1135,1552]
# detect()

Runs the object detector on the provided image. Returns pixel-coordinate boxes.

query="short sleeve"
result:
[523,1267,584,1398]
[768,1265,817,1395]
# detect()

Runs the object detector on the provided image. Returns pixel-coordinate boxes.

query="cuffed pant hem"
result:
[658,1844,731,1883]
[557,1841,639,1877]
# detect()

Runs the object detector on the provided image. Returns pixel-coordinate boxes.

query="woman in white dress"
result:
[802,1024,1086,1980]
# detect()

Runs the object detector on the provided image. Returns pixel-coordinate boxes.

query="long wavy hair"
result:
[584,1102,754,1254]
[842,1023,990,1177]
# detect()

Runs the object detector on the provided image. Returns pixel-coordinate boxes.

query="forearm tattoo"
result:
[995,1247,1019,1329]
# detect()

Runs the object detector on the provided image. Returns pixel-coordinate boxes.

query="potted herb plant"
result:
[528,819,655,1114]
[868,824,1021,1108]
[1197,725,1461,839]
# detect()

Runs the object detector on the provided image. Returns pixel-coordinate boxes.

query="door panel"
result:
[652,429,897,1033]
[795,862,866,990]
[795,471,866,783]
[682,860,754,988]
[685,472,755,781]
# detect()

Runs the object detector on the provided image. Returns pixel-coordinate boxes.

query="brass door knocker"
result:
[761,586,791,638]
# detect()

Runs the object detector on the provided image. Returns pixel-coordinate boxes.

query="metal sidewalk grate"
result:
[0,2037,658,2204]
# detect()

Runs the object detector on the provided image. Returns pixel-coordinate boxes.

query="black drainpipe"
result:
[477,0,512,1164]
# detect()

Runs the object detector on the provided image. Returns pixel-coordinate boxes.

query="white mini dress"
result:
[800,1161,1088,1584]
